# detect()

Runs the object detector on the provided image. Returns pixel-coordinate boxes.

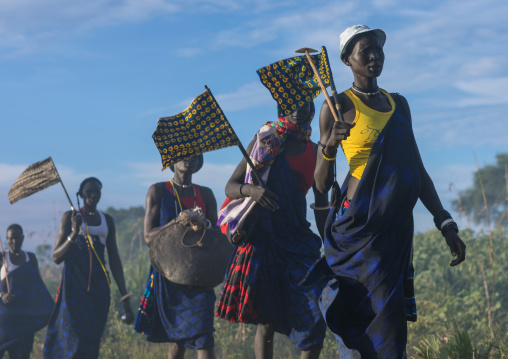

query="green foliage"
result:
[105,206,145,261]
[452,153,508,227]
[35,242,61,297]
[414,319,498,358]
[408,228,508,358]
[34,206,508,358]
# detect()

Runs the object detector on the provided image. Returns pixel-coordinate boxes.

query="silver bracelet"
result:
[440,218,454,230]
[310,203,331,210]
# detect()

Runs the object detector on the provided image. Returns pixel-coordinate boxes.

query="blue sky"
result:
[1,0,507,250]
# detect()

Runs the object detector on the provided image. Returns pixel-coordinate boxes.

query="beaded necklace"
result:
[170,180,196,214]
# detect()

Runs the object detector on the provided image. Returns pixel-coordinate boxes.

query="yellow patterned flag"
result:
[257,46,332,116]
[8,157,61,204]
[153,87,240,170]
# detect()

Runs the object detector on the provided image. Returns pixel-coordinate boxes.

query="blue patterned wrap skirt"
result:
[316,103,421,358]
[134,186,216,349]
[43,235,110,359]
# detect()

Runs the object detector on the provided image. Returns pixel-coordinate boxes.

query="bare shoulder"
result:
[150,181,167,191]
[320,92,354,122]
[60,210,73,224]
[28,252,38,264]
[391,92,412,120]
[147,182,166,197]
[103,212,115,225]
[390,92,409,107]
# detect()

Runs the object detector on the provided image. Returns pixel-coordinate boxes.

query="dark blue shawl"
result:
[0,253,53,351]
[321,99,421,358]
[249,153,326,349]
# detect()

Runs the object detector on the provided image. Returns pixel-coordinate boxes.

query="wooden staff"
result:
[295,47,344,122]
[50,157,76,211]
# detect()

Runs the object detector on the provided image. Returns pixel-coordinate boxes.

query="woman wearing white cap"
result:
[312,25,466,358]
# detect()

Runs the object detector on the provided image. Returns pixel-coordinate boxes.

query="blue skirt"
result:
[135,266,216,350]
[43,236,110,359]
[216,154,326,351]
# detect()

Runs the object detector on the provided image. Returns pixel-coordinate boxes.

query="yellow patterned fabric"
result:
[341,89,395,179]
[257,46,332,116]
[153,88,240,170]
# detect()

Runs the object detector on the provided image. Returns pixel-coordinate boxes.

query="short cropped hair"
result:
[78,177,103,197]
[7,224,23,234]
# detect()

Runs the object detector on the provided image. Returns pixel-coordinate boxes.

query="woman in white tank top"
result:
[43,177,133,359]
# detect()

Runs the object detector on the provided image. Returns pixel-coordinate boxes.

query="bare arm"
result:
[315,98,354,193]
[396,95,444,215]
[53,210,82,264]
[310,142,329,240]
[312,184,329,241]
[143,182,171,246]
[104,214,134,323]
[225,138,279,211]
[399,95,466,266]
[105,215,128,296]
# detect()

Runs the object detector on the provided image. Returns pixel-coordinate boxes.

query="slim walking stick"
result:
[295,47,345,122]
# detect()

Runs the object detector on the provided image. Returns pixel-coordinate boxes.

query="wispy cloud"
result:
[0,0,296,58]
[0,0,234,57]
[167,81,272,114]
[214,82,272,112]
[414,106,508,148]
[455,77,508,106]
[0,163,27,186]
[210,2,356,54]
[175,47,203,57]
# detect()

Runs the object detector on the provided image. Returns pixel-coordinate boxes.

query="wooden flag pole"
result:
[236,142,266,188]
[49,157,76,211]
[204,86,266,188]
[329,75,346,122]
[295,47,344,122]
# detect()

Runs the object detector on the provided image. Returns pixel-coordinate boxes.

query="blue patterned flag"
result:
[257,46,332,116]
[153,87,240,170]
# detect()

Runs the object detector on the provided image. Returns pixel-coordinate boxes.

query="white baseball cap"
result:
[339,25,386,61]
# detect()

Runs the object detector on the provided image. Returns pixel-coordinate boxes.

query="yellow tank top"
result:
[341,89,395,179]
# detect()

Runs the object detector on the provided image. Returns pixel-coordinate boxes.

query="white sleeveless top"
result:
[1,251,30,281]
[79,211,109,246]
